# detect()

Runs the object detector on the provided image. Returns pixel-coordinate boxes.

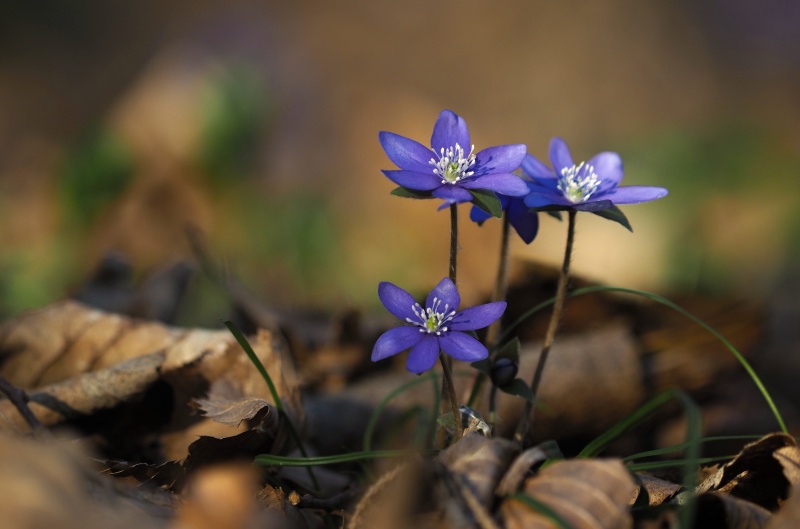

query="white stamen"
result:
[429,143,476,184]
[408,300,457,334]
[557,162,601,203]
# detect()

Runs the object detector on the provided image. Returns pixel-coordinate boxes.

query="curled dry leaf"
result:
[431,434,520,529]
[194,394,272,427]
[693,492,771,529]
[0,300,300,463]
[630,473,682,507]
[767,484,800,529]
[437,433,521,506]
[0,431,172,529]
[500,459,636,529]
[696,433,800,511]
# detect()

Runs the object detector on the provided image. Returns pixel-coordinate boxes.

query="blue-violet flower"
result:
[523,137,668,212]
[470,180,540,244]
[372,278,506,374]
[379,110,528,208]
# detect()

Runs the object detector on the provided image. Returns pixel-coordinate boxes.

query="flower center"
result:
[407,297,457,336]
[430,143,476,184]
[557,162,601,203]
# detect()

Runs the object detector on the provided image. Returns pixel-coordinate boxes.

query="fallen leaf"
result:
[693,492,771,529]
[696,433,798,511]
[500,459,636,529]
[0,301,301,465]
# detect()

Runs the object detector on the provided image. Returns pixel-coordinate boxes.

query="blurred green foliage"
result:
[626,122,800,294]
[196,67,270,186]
[58,128,134,228]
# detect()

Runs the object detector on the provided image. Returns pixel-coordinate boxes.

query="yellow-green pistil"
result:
[408,297,457,336]
[430,143,476,184]
[558,162,601,203]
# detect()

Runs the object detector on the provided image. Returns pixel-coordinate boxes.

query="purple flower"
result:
[379,110,528,208]
[522,137,668,212]
[372,278,506,374]
[469,180,540,244]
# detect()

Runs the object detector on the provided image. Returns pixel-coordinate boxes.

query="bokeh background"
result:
[1,1,800,324]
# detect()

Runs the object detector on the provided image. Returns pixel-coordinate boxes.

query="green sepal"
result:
[496,338,521,363]
[544,210,563,221]
[591,205,633,232]
[470,357,492,376]
[498,378,535,402]
[390,186,434,199]
[468,189,502,218]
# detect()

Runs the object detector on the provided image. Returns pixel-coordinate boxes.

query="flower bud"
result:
[491,357,518,387]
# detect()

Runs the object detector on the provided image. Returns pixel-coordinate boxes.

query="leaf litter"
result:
[0,263,799,528]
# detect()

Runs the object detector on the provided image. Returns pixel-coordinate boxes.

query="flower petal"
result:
[406,336,440,374]
[379,131,435,173]
[378,281,418,321]
[450,301,506,331]
[521,154,555,180]
[473,144,526,175]
[507,198,539,244]
[382,170,442,191]
[549,137,574,173]
[469,204,492,224]
[431,110,470,155]
[372,326,424,362]
[524,191,574,209]
[439,331,489,362]
[432,185,473,204]
[461,174,529,196]
[427,277,460,312]
[606,186,669,204]
[587,151,623,193]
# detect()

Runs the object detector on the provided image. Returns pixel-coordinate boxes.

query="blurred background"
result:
[1,0,800,325]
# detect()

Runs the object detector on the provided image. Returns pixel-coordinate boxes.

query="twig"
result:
[0,375,43,431]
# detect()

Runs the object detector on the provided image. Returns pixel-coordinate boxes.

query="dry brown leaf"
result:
[0,431,172,529]
[767,484,800,529]
[195,395,272,427]
[630,473,682,506]
[500,459,636,529]
[696,433,797,511]
[496,322,645,441]
[694,492,771,529]
[0,301,300,465]
[437,433,520,506]
[174,463,262,529]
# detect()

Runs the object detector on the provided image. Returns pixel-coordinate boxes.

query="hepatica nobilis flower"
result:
[523,137,668,212]
[372,278,506,374]
[470,180,540,244]
[379,110,528,209]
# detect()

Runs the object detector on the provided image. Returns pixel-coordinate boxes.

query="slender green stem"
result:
[255,449,435,467]
[449,203,458,283]
[514,210,576,445]
[475,212,513,424]
[437,203,462,444]
[486,211,511,346]
[362,371,437,452]
[224,320,319,489]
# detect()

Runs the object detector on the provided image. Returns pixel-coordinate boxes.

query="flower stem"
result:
[436,204,463,445]
[486,211,511,346]
[449,203,458,284]
[514,210,576,445]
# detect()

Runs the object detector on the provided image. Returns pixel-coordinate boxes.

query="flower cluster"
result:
[374,110,668,374]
